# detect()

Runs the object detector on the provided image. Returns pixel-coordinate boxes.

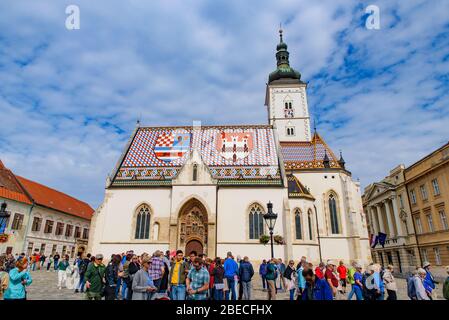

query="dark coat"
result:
[238,261,254,282]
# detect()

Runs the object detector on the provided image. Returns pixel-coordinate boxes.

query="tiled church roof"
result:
[287,174,315,200]
[280,132,342,170]
[111,125,282,186]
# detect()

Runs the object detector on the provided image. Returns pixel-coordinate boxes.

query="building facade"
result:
[363,165,418,275]
[405,142,449,273]
[89,30,372,266]
[0,160,94,258]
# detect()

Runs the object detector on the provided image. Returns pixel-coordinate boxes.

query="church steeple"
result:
[268,28,302,84]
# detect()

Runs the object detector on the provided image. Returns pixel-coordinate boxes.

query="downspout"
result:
[215,185,218,258]
[405,184,422,267]
[22,202,35,253]
[313,203,322,263]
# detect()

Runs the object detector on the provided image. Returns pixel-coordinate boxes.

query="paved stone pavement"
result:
[26,269,444,300]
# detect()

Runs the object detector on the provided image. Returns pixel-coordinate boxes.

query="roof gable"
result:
[0,162,32,205]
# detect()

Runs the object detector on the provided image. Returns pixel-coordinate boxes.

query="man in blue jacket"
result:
[302,268,333,300]
[223,251,238,300]
[423,261,437,298]
[259,260,267,291]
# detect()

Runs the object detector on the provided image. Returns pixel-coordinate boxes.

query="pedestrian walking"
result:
[223,251,238,300]
[186,257,210,300]
[57,255,71,289]
[132,256,157,300]
[284,260,296,300]
[168,250,189,300]
[337,260,347,294]
[422,261,437,299]
[383,265,398,300]
[3,257,32,300]
[53,253,60,271]
[324,260,339,298]
[259,259,268,291]
[85,254,106,300]
[212,258,225,300]
[349,263,364,300]
[45,255,53,272]
[238,256,254,300]
[265,258,277,300]
[105,254,121,300]
[149,250,165,291]
[413,268,430,300]
[75,253,91,293]
[277,258,286,291]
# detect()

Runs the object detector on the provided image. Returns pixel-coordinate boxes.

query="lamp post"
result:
[263,201,278,259]
[0,202,11,234]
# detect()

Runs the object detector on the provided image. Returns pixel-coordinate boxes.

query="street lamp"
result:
[263,201,278,259]
[0,202,11,234]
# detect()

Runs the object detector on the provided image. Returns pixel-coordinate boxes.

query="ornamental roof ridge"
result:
[137,124,274,130]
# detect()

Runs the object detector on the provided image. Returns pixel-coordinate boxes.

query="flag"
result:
[370,234,379,248]
[378,232,387,248]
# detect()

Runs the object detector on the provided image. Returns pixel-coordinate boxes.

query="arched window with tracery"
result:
[329,194,340,234]
[294,209,302,240]
[307,209,313,240]
[135,205,151,239]
[284,101,294,118]
[248,204,265,239]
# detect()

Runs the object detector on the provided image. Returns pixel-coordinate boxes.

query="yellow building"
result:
[405,141,449,274]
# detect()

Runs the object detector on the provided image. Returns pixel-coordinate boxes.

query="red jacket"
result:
[208,263,216,288]
[315,267,324,279]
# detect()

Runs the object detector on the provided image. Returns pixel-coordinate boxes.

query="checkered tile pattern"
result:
[117,126,281,181]
[280,133,341,170]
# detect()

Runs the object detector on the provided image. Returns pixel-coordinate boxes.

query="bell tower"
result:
[265,28,311,142]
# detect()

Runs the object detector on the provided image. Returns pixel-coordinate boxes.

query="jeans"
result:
[170,284,186,300]
[32,263,36,271]
[77,274,86,292]
[214,288,224,300]
[225,277,236,300]
[349,286,363,300]
[121,279,128,300]
[46,263,51,271]
[54,260,59,270]
[241,281,252,300]
[261,275,267,289]
[153,278,162,291]
[115,278,121,299]
[289,288,295,300]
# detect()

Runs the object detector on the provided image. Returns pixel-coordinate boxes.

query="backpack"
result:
[407,275,417,300]
[79,260,88,274]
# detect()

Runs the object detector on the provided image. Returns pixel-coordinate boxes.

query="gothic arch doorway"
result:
[178,199,208,255]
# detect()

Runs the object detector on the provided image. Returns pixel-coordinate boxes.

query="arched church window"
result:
[248,204,265,239]
[307,209,313,240]
[134,205,151,239]
[193,164,198,181]
[286,126,295,136]
[284,101,294,118]
[329,194,340,234]
[294,209,302,240]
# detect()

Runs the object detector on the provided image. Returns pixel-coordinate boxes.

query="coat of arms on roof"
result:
[154,131,190,163]
[216,132,253,162]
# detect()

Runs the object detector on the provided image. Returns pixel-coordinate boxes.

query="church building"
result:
[88,30,372,265]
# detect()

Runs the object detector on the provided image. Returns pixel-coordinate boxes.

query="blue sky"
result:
[1,0,448,208]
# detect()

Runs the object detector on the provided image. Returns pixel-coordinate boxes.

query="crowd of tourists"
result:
[1,250,449,301]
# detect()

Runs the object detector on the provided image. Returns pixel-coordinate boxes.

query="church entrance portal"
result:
[178,199,208,256]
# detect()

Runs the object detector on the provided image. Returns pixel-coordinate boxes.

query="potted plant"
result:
[259,234,270,245]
